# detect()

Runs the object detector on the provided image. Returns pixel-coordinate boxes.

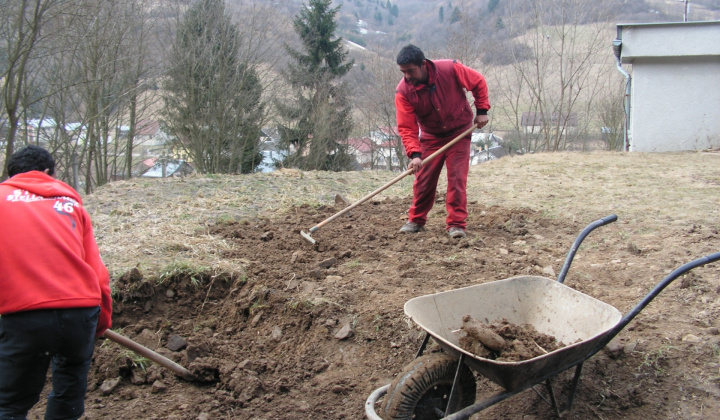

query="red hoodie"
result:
[0,171,111,336]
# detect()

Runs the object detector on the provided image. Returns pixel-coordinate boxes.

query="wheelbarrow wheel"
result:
[381,352,476,420]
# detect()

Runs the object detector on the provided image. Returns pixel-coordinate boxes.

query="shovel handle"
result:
[310,124,478,232]
[102,329,196,381]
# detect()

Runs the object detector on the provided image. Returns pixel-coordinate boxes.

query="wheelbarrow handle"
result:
[557,214,617,284]
[601,251,720,346]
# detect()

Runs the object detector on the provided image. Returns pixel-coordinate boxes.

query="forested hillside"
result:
[2,0,719,189]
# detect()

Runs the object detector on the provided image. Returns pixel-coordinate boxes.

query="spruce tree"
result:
[277,0,356,171]
[162,0,264,174]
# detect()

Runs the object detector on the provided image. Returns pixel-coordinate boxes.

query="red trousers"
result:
[408,136,471,230]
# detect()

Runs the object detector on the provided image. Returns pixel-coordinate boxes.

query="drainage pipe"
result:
[612,36,631,151]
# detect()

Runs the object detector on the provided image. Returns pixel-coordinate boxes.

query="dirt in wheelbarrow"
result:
[458,316,567,361]
[28,196,720,420]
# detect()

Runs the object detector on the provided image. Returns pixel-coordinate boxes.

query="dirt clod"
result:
[459,317,564,362]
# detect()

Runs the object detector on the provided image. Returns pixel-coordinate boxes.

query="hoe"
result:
[300,124,479,244]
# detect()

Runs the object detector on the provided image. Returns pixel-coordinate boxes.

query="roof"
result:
[136,120,160,136]
[345,137,374,153]
[260,127,280,141]
[142,159,193,178]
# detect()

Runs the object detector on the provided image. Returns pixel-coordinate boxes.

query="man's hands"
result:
[408,117,489,173]
[475,114,489,129]
[408,157,423,173]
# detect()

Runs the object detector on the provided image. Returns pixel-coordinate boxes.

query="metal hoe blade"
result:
[300,230,316,244]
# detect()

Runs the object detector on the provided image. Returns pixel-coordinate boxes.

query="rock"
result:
[334,194,350,208]
[230,372,264,402]
[334,322,354,340]
[682,334,701,343]
[130,369,147,385]
[239,359,255,371]
[331,385,345,394]
[166,334,188,352]
[186,343,209,362]
[339,250,352,258]
[260,231,273,241]
[499,248,509,255]
[270,326,283,342]
[197,413,210,420]
[325,275,342,282]
[151,380,167,394]
[542,266,556,277]
[462,315,505,351]
[309,269,324,279]
[297,401,311,412]
[165,289,176,298]
[146,366,164,383]
[100,377,121,395]
[290,251,303,264]
[134,329,159,349]
[605,341,625,359]
[251,311,263,327]
[318,257,337,269]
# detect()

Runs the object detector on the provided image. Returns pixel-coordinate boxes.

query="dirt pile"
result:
[458,316,564,361]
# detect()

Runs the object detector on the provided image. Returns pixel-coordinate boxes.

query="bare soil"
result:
[26,152,720,419]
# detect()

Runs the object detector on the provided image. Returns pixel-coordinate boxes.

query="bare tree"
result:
[351,52,406,171]
[0,0,66,180]
[491,0,618,152]
[598,77,626,151]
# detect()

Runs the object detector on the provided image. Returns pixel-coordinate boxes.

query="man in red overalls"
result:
[395,44,490,238]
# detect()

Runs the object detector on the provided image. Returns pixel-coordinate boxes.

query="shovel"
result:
[300,124,478,244]
[103,329,197,381]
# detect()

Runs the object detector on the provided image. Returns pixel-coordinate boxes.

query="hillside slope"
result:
[26,151,720,419]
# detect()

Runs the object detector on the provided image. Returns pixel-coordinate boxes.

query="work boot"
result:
[399,222,426,233]
[448,227,466,238]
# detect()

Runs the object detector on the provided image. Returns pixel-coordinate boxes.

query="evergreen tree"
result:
[390,4,399,17]
[439,6,444,22]
[450,6,461,23]
[488,0,500,13]
[162,0,264,174]
[277,0,356,171]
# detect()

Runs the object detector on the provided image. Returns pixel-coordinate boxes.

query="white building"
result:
[614,21,720,152]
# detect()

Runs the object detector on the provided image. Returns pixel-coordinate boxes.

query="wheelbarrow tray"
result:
[404,275,622,392]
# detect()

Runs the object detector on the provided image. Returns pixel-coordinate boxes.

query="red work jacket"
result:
[396,59,490,157]
[0,171,112,336]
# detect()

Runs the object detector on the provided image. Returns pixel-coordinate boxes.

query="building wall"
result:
[630,56,720,151]
[619,21,720,152]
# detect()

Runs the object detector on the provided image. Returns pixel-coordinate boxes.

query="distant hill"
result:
[230,0,720,59]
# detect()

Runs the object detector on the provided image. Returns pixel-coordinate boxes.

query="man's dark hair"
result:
[8,145,55,177]
[396,44,426,67]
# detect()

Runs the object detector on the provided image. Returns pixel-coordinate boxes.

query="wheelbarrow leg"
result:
[415,332,431,358]
[532,362,584,417]
[565,362,584,410]
[444,353,467,416]
[544,379,561,417]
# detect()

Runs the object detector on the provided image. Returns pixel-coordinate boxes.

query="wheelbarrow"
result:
[365,214,720,419]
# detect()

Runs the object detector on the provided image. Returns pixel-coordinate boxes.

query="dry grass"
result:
[87,150,720,277]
